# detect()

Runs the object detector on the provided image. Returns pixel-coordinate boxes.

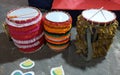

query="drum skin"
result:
[6,7,44,53]
[6,7,40,24]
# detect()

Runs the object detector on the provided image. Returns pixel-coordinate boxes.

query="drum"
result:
[43,11,72,51]
[6,7,44,53]
[75,9,118,61]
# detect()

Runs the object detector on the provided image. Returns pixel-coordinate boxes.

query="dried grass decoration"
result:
[75,8,118,60]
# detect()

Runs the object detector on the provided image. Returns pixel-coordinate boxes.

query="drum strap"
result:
[85,27,93,61]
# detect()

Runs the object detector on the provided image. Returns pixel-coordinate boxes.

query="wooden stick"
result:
[88,7,104,20]
[100,10,107,20]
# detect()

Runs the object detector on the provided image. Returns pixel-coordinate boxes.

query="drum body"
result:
[75,9,118,60]
[6,7,44,53]
[43,11,72,51]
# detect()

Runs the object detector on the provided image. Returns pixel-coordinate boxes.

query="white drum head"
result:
[82,9,116,23]
[7,7,39,21]
[45,11,69,22]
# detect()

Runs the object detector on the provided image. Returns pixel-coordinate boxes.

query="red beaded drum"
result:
[76,9,118,60]
[43,11,72,51]
[6,7,44,53]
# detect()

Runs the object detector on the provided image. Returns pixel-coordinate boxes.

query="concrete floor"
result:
[0,0,120,75]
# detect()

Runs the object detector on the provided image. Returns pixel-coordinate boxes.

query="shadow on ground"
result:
[0,32,60,63]
[62,40,105,70]
[0,32,105,70]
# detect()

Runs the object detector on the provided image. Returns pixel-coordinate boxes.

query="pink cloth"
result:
[52,0,120,10]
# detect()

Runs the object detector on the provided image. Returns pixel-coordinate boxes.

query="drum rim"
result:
[44,11,71,23]
[14,37,44,49]
[44,24,71,34]
[47,42,69,51]
[19,42,44,53]
[81,9,116,24]
[12,32,44,44]
[6,12,42,28]
[45,36,70,43]
[45,34,70,42]
[7,6,42,24]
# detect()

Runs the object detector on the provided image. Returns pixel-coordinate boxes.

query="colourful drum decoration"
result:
[75,9,118,61]
[43,11,72,51]
[6,7,44,53]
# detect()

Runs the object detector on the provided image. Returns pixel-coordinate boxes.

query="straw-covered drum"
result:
[6,7,44,53]
[76,9,118,60]
[43,11,72,51]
